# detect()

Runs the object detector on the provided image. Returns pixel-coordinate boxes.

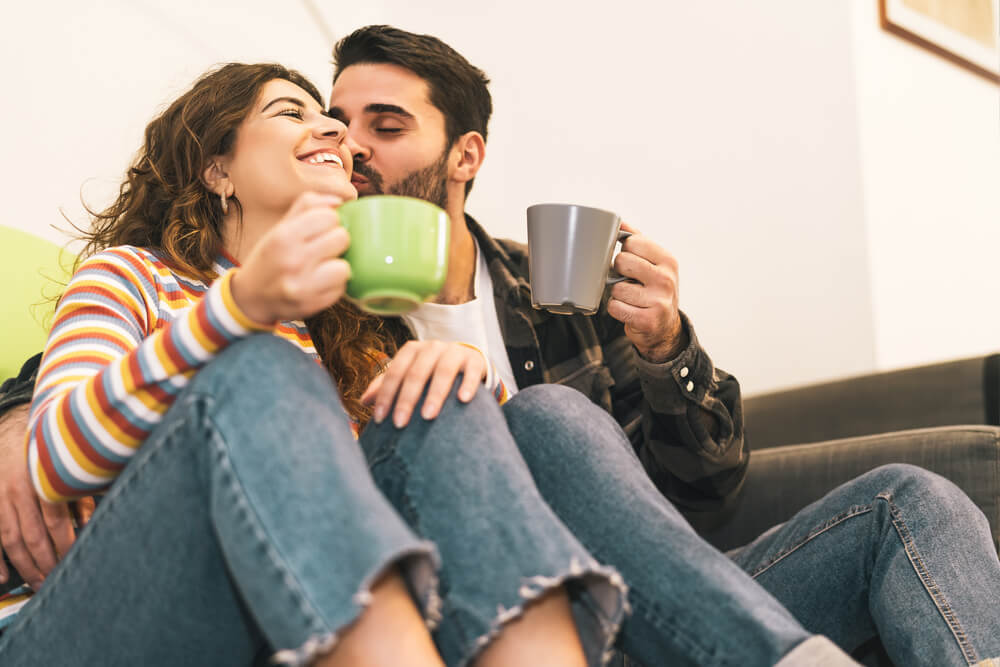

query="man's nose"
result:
[344,129,370,162]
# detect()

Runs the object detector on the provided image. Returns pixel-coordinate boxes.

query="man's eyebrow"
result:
[326,103,417,122]
[364,103,415,119]
[261,96,306,113]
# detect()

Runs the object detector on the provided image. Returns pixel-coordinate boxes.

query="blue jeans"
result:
[502,384,1000,667]
[730,463,1000,666]
[0,337,625,667]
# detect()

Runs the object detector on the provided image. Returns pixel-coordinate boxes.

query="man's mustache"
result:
[352,162,384,193]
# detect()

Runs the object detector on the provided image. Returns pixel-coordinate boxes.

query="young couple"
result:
[0,24,998,667]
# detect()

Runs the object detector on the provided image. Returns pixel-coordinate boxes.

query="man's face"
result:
[329,63,452,209]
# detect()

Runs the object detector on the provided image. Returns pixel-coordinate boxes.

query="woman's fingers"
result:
[420,350,469,420]
[391,342,446,427]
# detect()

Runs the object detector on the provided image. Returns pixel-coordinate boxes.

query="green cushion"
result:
[0,226,75,380]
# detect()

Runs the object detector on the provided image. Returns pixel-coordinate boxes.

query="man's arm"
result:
[599,310,747,513]
[0,353,84,590]
[602,223,747,512]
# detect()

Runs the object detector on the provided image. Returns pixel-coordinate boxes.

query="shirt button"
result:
[686,380,695,392]
[524,360,535,371]
[680,366,689,378]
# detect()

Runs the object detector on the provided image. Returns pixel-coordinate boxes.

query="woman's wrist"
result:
[227,269,277,328]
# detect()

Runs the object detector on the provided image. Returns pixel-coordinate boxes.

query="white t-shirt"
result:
[402,240,519,396]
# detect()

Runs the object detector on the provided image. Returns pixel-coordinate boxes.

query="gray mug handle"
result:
[606,229,632,285]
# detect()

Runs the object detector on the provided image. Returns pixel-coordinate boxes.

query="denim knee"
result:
[504,384,628,455]
[861,463,988,528]
[180,335,342,423]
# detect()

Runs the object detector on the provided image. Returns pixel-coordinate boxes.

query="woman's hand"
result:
[231,192,352,325]
[362,341,487,428]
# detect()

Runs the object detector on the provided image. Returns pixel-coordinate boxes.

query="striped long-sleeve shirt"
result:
[25,243,509,501]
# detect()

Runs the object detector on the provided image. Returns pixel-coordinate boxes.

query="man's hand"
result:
[361,341,487,428]
[607,222,687,363]
[0,404,90,589]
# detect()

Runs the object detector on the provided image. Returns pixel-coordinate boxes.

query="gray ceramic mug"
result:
[526,203,631,315]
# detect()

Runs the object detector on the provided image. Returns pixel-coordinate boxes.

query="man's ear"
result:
[449,131,486,186]
[202,158,235,198]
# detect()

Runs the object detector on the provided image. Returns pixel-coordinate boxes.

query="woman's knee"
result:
[187,335,339,409]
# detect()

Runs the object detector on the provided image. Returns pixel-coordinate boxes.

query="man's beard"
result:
[354,151,449,210]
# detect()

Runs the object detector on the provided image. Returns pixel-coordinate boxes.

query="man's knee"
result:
[506,384,616,432]
[866,463,983,522]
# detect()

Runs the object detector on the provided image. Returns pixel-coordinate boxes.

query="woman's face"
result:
[224,78,356,216]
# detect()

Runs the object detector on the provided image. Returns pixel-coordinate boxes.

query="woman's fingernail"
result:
[373,405,387,423]
[393,410,408,429]
[421,403,437,419]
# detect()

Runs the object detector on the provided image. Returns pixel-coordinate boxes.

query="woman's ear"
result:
[202,158,235,199]
[450,131,486,186]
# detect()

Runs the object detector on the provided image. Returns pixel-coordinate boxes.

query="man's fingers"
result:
[40,500,76,561]
[14,502,58,579]
[610,279,654,308]
[73,497,96,527]
[2,538,42,589]
[620,233,668,265]
[613,251,655,284]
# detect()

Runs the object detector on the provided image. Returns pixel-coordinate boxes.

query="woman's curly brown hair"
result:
[75,62,398,424]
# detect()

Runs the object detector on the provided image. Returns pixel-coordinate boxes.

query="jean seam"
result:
[202,405,334,641]
[882,492,980,665]
[748,504,875,579]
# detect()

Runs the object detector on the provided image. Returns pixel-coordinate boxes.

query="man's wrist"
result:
[637,318,689,364]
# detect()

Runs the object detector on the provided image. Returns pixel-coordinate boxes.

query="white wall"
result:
[851,0,1000,371]
[3,1,889,395]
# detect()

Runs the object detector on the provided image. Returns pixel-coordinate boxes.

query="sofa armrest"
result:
[694,426,1000,553]
[743,354,1000,449]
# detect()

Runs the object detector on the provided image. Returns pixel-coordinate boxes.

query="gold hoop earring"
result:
[220,192,229,214]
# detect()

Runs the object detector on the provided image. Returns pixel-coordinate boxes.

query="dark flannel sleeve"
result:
[0,353,43,417]
[599,311,748,512]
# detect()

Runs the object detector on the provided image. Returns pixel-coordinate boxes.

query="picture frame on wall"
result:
[879,0,1000,84]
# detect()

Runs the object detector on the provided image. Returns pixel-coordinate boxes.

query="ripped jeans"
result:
[0,336,626,667]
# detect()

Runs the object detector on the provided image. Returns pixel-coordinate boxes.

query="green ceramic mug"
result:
[337,195,451,315]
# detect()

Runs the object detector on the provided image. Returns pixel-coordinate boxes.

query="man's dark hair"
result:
[332,25,492,196]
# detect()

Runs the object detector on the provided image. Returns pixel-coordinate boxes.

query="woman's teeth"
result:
[305,152,343,167]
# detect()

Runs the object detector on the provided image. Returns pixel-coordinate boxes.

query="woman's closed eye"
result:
[277,107,305,120]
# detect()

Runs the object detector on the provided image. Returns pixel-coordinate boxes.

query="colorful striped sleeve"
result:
[457,343,509,405]
[26,247,271,502]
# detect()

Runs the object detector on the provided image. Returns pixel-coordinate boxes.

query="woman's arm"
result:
[27,247,270,502]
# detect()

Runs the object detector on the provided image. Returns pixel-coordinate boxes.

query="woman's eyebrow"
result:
[260,96,307,113]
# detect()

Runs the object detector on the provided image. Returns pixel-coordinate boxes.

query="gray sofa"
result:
[695,353,1000,553]
[689,353,1000,667]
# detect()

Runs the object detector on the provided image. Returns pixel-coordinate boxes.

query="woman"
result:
[0,63,625,667]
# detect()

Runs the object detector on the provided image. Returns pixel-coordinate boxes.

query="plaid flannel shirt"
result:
[462,214,749,512]
[0,354,39,418]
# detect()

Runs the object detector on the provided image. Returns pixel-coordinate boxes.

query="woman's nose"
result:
[316,117,348,142]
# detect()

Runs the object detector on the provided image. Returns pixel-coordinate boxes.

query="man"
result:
[330,26,747,512]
